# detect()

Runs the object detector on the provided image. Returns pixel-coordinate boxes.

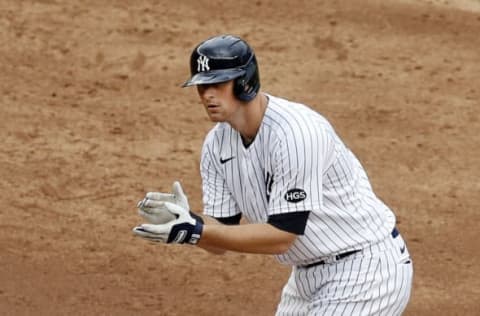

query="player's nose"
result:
[197,84,216,100]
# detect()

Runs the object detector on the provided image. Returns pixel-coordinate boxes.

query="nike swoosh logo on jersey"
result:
[220,156,235,164]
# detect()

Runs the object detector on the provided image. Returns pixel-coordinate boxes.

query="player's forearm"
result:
[198,222,296,255]
[196,214,227,254]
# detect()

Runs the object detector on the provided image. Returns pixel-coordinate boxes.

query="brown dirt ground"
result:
[1,0,479,315]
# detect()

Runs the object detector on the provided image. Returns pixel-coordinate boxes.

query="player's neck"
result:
[229,93,268,142]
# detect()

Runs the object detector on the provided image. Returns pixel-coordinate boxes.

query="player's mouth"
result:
[207,103,220,109]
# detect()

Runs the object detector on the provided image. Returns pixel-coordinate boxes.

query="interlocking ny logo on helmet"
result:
[197,55,210,72]
[182,34,261,102]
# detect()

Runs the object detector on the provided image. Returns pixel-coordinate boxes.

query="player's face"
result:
[197,81,240,122]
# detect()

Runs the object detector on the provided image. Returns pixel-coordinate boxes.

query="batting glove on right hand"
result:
[137,181,189,224]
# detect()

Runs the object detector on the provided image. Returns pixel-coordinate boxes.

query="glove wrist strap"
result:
[167,212,204,245]
[189,220,203,245]
[188,211,203,245]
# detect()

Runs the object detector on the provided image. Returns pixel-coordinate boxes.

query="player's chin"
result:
[206,112,226,122]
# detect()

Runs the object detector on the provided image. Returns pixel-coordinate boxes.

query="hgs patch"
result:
[284,188,307,203]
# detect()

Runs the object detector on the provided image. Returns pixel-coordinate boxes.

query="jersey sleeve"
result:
[267,121,335,216]
[200,130,240,219]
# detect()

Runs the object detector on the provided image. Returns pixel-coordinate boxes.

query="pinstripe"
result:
[204,142,217,214]
[264,110,292,192]
[340,257,365,315]
[350,255,375,315]
[229,128,237,217]
[322,185,364,244]
[291,239,317,261]
[376,254,390,314]
[338,259,354,313]
[267,101,300,180]
[381,251,396,314]
[217,130,225,217]
[276,104,308,211]
[304,212,341,252]
[391,263,412,315]
[209,136,219,214]
[329,261,346,315]
[357,257,381,316]
[390,267,405,315]
[302,109,315,217]
[368,255,385,315]
[296,267,309,300]
[244,171,263,218]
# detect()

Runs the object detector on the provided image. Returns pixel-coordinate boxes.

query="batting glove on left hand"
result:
[132,202,204,245]
[136,181,189,224]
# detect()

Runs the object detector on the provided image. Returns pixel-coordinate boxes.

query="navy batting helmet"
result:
[182,35,260,102]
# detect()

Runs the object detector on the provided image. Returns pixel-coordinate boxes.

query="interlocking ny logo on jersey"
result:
[266,172,274,202]
[284,188,307,203]
[197,55,210,72]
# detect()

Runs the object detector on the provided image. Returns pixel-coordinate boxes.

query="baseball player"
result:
[133,34,413,315]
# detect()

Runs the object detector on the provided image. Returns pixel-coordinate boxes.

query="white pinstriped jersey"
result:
[200,94,396,266]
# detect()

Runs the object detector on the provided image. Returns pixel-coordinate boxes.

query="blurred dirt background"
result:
[1,0,479,315]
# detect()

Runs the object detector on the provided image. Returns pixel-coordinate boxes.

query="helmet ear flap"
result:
[233,76,249,101]
[234,55,260,102]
